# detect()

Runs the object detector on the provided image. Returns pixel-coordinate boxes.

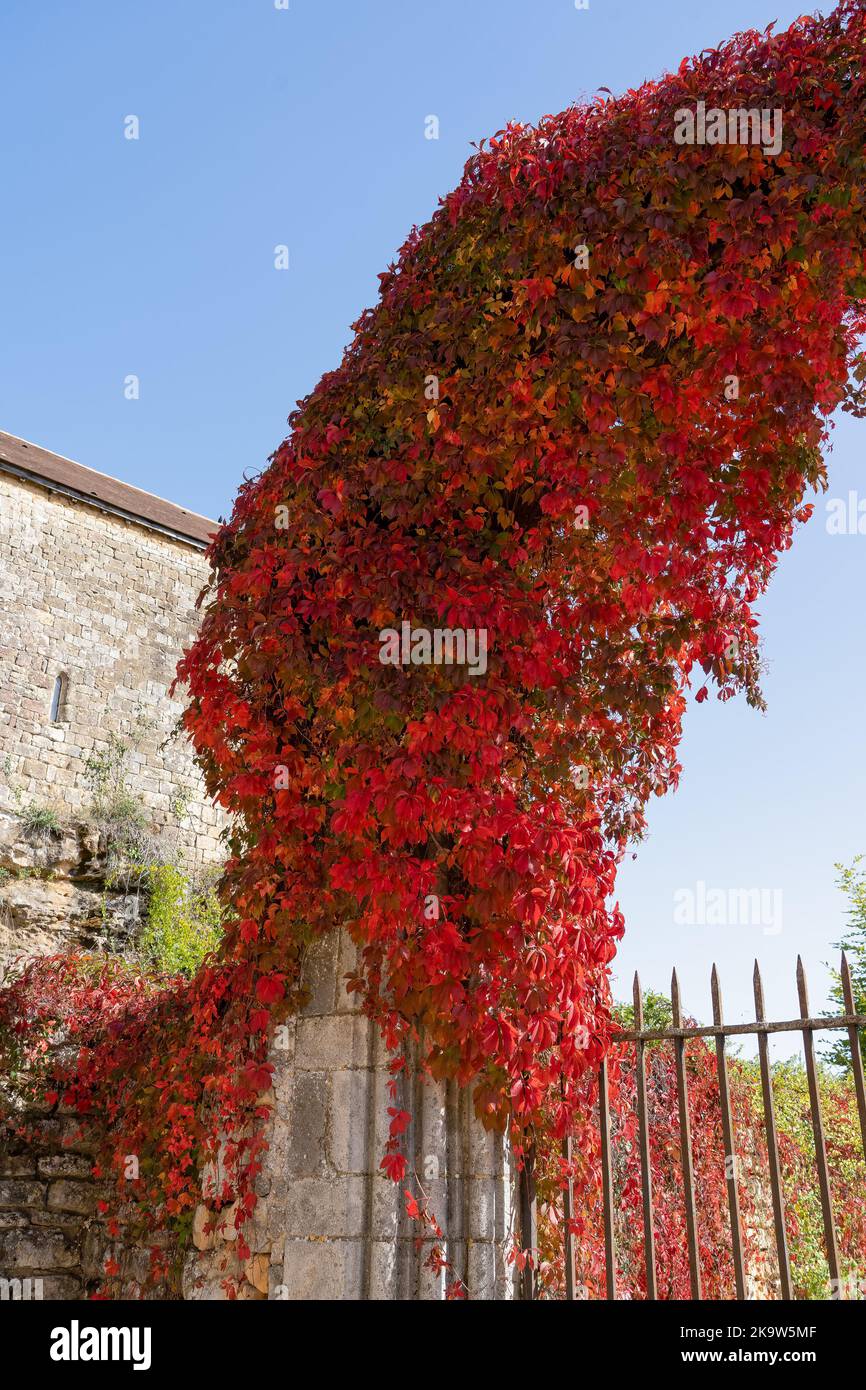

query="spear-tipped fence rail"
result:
[518,953,866,1300]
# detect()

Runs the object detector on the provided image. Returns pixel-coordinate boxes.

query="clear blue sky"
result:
[2,0,863,1044]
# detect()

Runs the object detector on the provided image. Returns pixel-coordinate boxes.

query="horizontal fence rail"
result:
[522,953,866,1301]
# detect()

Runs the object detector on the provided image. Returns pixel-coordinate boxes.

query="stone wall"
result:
[0,1092,179,1302]
[187,932,517,1301]
[0,1096,105,1301]
[0,933,517,1302]
[0,472,223,863]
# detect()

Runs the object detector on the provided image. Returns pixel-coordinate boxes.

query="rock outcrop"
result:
[0,811,139,974]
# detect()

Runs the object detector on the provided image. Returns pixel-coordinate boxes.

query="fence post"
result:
[753,960,792,1299]
[598,1054,617,1299]
[518,1142,537,1300]
[711,965,747,1299]
[797,956,842,1294]
[671,969,702,1298]
[632,973,657,1299]
[561,1129,577,1301]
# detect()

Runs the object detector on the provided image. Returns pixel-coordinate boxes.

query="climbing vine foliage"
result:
[3,2,866,1292]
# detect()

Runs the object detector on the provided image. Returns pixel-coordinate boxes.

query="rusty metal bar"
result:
[598,1055,617,1300]
[711,965,747,1300]
[561,1131,576,1301]
[753,959,792,1300]
[558,1048,577,1301]
[841,951,866,1166]
[612,1012,866,1043]
[671,969,701,1299]
[797,956,841,1294]
[518,1142,537,1301]
[632,973,657,1299]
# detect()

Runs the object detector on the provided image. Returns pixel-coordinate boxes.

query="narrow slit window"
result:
[49,673,68,723]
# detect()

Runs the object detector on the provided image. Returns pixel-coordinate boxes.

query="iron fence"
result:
[519,953,866,1300]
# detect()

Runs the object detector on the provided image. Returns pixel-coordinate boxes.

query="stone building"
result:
[0,429,222,860]
[0,430,517,1301]
[0,430,226,965]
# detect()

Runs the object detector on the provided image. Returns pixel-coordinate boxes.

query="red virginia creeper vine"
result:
[2,1,866,1295]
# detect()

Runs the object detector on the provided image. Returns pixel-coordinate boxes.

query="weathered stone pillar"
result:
[260,932,517,1300]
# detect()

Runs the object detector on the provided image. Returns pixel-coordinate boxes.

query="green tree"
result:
[614,989,673,1037]
[138,864,222,977]
[824,858,866,1070]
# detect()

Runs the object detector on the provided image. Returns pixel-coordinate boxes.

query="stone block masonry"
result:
[0,934,517,1302]
[0,1101,106,1299]
[0,1097,180,1301]
[0,442,224,863]
[188,932,518,1301]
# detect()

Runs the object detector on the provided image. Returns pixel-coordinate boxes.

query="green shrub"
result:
[138,864,223,976]
[735,1057,866,1299]
[21,802,61,837]
[85,734,147,828]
